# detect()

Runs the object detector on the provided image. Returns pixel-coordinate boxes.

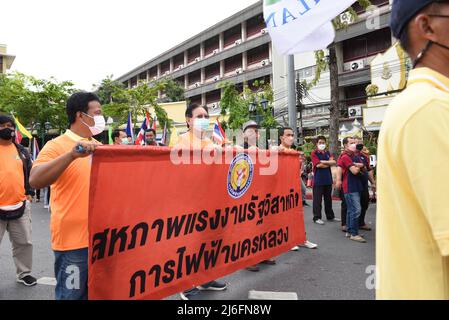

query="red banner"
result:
[88,146,306,300]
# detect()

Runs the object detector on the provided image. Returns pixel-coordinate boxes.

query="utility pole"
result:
[296,74,304,145]
[287,55,297,140]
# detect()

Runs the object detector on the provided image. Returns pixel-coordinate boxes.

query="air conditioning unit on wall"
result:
[348,106,363,118]
[347,59,365,71]
[261,28,268,35]
[194,82,201,88]
[213,75,220,82]
[212,49,219,55]
[235,39,242,46]
[340,12,355,25]
[261,59,270,66]
[235,68,243,75]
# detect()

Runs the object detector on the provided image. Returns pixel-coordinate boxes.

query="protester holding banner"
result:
[145,129,165,147]
[29,92,102,300]
[276,127,317,251]
[0,115,37,287]
[112,129,129,145]
[377,0,449,299]
[241,120,277,272]
[175,103,228,300]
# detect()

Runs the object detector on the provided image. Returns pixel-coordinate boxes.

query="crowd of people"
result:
[0,93,377,300]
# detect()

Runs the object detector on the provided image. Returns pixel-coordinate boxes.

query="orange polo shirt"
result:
[175,132,214,149]
[33,130,98,251]
[0,143,26,206]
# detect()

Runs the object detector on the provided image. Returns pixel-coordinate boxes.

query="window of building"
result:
[343,27,392,62]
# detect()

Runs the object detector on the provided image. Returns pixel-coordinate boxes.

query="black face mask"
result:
[356,144,364,151]
[0,128,15,140]
[145,139,155,145]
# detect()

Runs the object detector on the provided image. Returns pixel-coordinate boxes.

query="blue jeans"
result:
[344,193,361,236]
[54,248,88,300]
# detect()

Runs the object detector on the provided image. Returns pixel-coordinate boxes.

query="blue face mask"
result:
[193,118,210,131]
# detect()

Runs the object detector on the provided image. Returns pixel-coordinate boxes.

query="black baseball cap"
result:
[390,0,442,39]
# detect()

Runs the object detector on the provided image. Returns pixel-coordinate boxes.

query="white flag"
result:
[263,0,357,55]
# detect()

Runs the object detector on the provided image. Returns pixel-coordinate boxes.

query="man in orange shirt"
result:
[0,115,37,287]
[30,92,102,300]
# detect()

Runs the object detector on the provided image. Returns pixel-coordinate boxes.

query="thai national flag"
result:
[135,112,151,145]
[212,119,226,144]
[126,111,135,144]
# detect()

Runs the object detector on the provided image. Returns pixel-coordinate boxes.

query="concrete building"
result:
[271,0,407,140]
[116,1,272,117]
[117,0,406,139]
[0,44,15,74]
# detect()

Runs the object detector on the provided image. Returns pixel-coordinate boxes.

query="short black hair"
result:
[316,135,326,144]
[145,128,156,135]
[399,24,410,52]
[342,137,350,146]
[112,130,124,140]
[185,103,208,118]
[279,127,294,137]
[66,92,100,125]
[0,115,16,128]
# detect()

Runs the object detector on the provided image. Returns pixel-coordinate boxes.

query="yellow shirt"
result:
[0,143,26,206]
[33,130,98,251]
[377,68,449,300]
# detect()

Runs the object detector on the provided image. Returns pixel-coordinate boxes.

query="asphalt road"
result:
[0,200,376,300]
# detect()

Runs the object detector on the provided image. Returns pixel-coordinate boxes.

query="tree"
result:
[219,80,277,130]
[302,0,372,156]
[0,72,75,134]
[160,78,185,103]
[97,77,174,132]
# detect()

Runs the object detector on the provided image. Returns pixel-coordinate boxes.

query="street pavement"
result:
[0,199,376,300]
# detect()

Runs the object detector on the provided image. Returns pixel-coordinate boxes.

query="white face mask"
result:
[193,118,210,131]
[82,113,105,136]
[121,138,130,145]
[348,143,357,152]
[318,144,326,151]
[284,136,294,146]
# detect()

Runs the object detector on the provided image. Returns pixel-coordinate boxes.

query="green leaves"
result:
[96,77,174,132]
[218,80,277,130]
[0,72,75,133]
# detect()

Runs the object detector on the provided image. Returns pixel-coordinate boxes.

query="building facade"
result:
[117,0,407,139]
[0,44,15,74]
[116,1,272,118]
[272,0,405,140]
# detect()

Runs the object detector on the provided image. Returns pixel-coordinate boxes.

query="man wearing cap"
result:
[241,120,277,271]
[242,120,260,149]
[377,0,449,299]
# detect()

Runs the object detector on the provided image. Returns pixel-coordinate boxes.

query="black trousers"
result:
[313,185,335,221]
[340,187,369,227]
[360,187,370,226]
[340,189,347,226]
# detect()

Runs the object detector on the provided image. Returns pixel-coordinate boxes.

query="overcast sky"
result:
[1,0,259,90]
